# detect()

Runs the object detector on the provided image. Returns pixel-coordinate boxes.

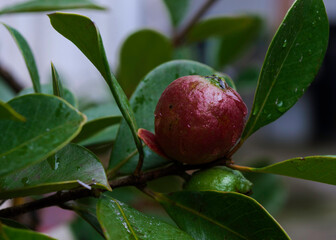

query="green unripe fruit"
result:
[184,166,252,194]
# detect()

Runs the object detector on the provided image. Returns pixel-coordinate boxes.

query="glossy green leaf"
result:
[79,125,119,146]
[109,60,215,174]
[0,100,25,122]
[2,23,41,93]
[49,12,143,169]
[244,159,287,215]
[158,191,290,240]
[51,62,64,98]
[0,0,105,15]
[0,143,110,199]
[118,29,172,96]
[74,102,121,143]
[249,155,336,185]
[0,224,54,240]
[20,83,77,107]
[0,94,86,177]
[71,198,104,238]
[242,0,329,140]
[96,194,193,240]
[0,78,15,102]
[163,0,189,27]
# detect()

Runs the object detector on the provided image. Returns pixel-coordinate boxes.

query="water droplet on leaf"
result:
[282,40,287,48]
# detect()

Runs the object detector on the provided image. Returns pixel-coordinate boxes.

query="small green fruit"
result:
[184,166,252,194]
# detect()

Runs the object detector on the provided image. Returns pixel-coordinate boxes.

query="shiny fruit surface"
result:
[154,75,247,164]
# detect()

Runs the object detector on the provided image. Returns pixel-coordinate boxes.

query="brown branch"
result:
[0,159,228,218]
[0,162,207,218]
[172,0,218,47]
[0,64,24,93]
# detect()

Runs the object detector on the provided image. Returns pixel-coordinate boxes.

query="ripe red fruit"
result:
[153,75,247,164]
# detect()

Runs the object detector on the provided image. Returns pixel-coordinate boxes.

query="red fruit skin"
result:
[154,75,247,164]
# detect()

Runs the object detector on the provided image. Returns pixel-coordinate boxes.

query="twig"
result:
[172,0,218,47]
[0,64,24,93]
[0,158,227,218]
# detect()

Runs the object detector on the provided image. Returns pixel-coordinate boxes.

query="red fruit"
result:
[154,75,247,164]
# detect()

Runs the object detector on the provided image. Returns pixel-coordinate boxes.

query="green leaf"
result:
[0,100,25,122]
[158,191,290,240]
[51,62,64,98]
[0,78,15,102]
[0,224,55,240]
[163,0,189,27]
[118,29,172,96]
[0,94,86,177]
[109,60,215,174]
[0,0,105,15]
[73,102,121,143]
[187,15,262,42]
[244,159,287,215]
[71,198,105,238]
[0,143,110,199]
[96,194,193,240]
[49,12,143,169]
[242,0,329,140]
[2,23,41,93]
[20,83,77,107]
[79,125,119,146]
[249,155,336,185]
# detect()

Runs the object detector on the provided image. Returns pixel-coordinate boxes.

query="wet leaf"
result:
[96,194,193,240]
[0,94,85,177]
[242,0,329,140]
[49,12,143,169]
[0,143,110,199]
[250,155,336,185]
[158,191,290,240]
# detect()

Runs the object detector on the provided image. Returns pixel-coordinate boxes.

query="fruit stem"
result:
[227,163,253,172]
